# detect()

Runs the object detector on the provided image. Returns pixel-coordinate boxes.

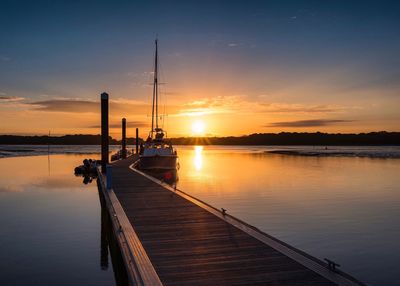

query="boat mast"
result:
[151,39,159,137]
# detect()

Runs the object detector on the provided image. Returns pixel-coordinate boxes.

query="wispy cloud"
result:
[260,103,343,113]
[28,98,180,115]
[0,96,25,102]
[0,186,23,193]
[266,119,354,127]
[178,96,345,116]
[29,99,98,112]
[26,95,348,122]
[174,96,242,116]
[183,96,244,109]
[88,121,148,128]
[163,91,181,96]
[174,108,230,117]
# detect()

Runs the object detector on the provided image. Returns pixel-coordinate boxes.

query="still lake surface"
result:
[0,145,399,285]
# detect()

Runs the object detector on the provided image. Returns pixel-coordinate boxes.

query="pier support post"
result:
[136,128,139,154]
[101,92,109,173]
[121,118,127,159]
[100,203,109,270]
[106,165,112,189]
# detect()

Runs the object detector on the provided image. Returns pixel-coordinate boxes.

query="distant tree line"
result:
[170,132,400,146]
[0,132,399,145]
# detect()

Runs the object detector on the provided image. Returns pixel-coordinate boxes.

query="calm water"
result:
[0,152,126,286]
[0,145,399,285]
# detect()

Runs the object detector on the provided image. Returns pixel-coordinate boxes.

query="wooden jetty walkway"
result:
[97,155,365,286]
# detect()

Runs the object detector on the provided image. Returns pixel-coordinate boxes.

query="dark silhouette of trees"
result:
[0,134,118,145]
[170,132,400,146]
[0,132,399,145]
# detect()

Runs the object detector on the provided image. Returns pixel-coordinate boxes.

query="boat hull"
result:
[139,155,178,170]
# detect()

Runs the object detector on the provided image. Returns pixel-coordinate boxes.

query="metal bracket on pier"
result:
[324,258,340,271]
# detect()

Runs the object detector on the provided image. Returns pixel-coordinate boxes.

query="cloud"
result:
[29,98,212,116]
[174,108,229,117]
[0,186,23,193]
[28,98,143,113]
[178,96,344,117]
[28,98,181,115]
[163,91,181,96]
[259,103,342,113]
[174,96,243,117]
[266,119,354,127]
[0,96,25,102]
[228,43,238,47]
[29,99,99,112]
[25,95,346,123]
[183,96,244,108]
[88,121,148,128]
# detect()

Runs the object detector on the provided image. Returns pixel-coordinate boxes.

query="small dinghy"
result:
[74,159,99,175]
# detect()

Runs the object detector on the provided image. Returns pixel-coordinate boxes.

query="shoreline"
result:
[267,149,400,159]
[1,145,400,159]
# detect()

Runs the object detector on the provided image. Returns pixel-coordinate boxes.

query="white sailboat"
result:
[138,39,178,170]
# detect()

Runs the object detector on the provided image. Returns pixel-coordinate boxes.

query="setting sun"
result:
[192,120,205,135]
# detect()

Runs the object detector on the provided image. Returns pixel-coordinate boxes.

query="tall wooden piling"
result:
[135,128,139,154]
[121,118,127,159]
[101,92,109,173]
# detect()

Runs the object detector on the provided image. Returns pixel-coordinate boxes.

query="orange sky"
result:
[1,64,400,139]
[1,60,399,139]
[1,78,399,139]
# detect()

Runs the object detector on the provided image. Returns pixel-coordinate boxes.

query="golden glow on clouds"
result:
[1,89,399,138]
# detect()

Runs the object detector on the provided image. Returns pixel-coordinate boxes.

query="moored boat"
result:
[139,39,178,170]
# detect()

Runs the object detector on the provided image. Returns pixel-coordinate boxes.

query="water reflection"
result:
[98,186,129,286]
[74,158,100,184]
[194,146,203,171]
[0,154,118,286]
[75,173,97,185]
[100,200,109,270]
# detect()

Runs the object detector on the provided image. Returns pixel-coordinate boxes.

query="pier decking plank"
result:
[107,157,344,286]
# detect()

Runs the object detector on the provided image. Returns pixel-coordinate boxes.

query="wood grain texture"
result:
[97,164,163,286]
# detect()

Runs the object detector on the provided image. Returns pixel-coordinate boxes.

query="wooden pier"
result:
[97,155,365,286]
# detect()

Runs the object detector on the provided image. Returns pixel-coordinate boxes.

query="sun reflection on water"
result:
[194,146,203,171]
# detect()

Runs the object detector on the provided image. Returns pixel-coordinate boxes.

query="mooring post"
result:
[101,92,109,173]
[106,164,112,189]
[121,118,127,159]
[136,127,139,154]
